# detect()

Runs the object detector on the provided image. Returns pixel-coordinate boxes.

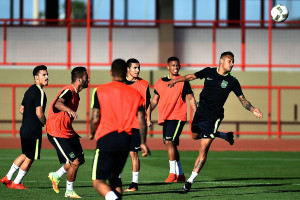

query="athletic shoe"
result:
[225,132,234,145]
[65,190,81,198]
[8,182,28,189]
[48,172,60,193]
[124,182,138,192]
[174,174,186,182]
[1,176,12,186]
[165,173,176,182]
[182,182,192,193]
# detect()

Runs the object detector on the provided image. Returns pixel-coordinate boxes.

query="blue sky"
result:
[0,0,299,24]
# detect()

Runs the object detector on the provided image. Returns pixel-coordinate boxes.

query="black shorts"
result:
[163,120,185,146]
[21,137,42,160]
[47,134,84,164]
[130,129,141,152]
[92,131,130,180]
[191,117,223,139]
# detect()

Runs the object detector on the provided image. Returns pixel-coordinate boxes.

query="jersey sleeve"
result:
[183,81,193,94]
[146,85,151,100]
[232,79,243,97]
[21,95,25,106]
[154,89,159,95]
[194,67,209,79]
[91,88,100,109]
[34,88,43,108]
[58,89,72,105]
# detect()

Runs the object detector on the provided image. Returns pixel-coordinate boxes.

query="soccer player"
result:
[46,66,89,198]
[89,59,150,200]
[123,58,151,192]
[168,51,263,193]
[1,65,48,189]
[151,56,197,183]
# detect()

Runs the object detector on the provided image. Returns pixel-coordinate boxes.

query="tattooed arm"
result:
[89,108,100,140]
[238,95,263,119]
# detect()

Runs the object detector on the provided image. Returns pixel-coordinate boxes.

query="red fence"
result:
[1,84,300,139]
[0,0,300,139]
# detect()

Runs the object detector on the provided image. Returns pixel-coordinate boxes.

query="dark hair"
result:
[111,59,127,80]
[33,65,47,77]
[220,51,234,59]
[167,56,180,63]
[71,66,87,83]
[127,58,140,68]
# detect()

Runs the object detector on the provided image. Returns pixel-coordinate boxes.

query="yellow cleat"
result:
[48,172,60,193]
[65,190,81,198]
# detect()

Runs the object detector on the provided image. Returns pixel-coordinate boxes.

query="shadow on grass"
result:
[214,177,300,181]
[192,188,300,198]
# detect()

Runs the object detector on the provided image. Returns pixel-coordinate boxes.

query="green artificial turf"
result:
[0,149,300,199]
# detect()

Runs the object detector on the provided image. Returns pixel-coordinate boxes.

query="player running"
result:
[168,51,263,193]
[1,65,48,189]
[89,59,150,199]
[46,66,89,198]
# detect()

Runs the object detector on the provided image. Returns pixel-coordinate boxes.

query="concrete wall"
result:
[0,26,299,135]
[1,68,300,134]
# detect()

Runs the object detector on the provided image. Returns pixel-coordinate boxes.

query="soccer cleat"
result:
[1,176,12,186]
[124,183,138,192]
[165,173,176,182]
[65,190,81,198]
[48,172,60,193]
[182,182,192,193]
[225,132,234,145]
[174,174,186,182]
[8,182,28,189]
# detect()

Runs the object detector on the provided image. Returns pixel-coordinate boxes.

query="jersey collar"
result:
[217,67,230,76]
[35,84,43,90]
[72,84,78,93]
[126,77,137,82]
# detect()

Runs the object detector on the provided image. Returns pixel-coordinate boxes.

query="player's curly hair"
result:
[167,56,180,64]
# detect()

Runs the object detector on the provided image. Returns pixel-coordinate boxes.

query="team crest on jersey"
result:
[69,152,75,159]
[221,80,228,88]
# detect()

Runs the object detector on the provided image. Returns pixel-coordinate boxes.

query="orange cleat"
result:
[124,182,138,192]
[8,182,28,189]
[174,174,186,182]
[165,173,176,182]
[1,176,12,187]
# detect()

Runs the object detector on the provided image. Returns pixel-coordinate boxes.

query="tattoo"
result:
[193,160,204,171]
[238,95,253,111]
[90,109,100,136]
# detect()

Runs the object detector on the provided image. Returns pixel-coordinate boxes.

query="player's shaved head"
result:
[220,51,234,62]
[111,59,127,80]
[71,66,87,83]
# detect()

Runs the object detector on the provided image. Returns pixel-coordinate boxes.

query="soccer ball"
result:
[271,4,289,22]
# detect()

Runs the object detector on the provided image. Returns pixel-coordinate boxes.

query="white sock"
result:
[176,161,184,175]
[105,191,119,200]
[13,169,27,184]
[132,171,139,183]
[169,160,176,174]
[56,166,67,178]
[6,163,19,180]
[66,180,74,191]
[187,171,198,184]
[218,132,227,139]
